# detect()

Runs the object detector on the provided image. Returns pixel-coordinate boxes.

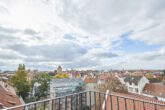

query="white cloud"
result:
[0,0,165,70]
[131,23,165,45]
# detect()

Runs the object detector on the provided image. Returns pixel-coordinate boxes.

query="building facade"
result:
[122,76,149,94]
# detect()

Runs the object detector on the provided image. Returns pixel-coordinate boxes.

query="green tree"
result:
[32,73,51,100]
[10,64,30,99]
[145,73,153,79]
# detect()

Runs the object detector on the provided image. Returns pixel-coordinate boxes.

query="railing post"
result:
[143,102,145,110]
[85,92,87,106]
[71,95,73,110]
[24,105,26,110]
[59,98,61,110]
[43,101,46,110]
[124,98,127,110]
[117,96,119,110]
[99,92,101,110]
[82,93,86,107]
[65,96,67,110]
[80,93,83,110]
[110,95,113,110]
[52,99,54,110]
[154,104,157,110]
[76,94,78,110]
[90,91,91,109]
[143,102,146,110]
[94,92,96,110]
[132,99,135,110]
[105,94,107,110]
[34,103,37,110]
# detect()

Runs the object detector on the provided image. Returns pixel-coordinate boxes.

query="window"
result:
[129,87,133,92]
[135,88,138,93]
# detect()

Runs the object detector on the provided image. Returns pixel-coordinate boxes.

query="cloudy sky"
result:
[0,0,165,71]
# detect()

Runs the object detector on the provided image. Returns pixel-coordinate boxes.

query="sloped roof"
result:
[0,85,22,109]
[143,83,165,98]
[124,75,143,85]
[84,77,97,83]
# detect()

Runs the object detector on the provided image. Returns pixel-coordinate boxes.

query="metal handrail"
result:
[3,90,165,110]
[93,91,165,106]
[2,90,90,110]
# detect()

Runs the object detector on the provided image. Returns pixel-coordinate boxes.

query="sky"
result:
[0,0,165,71]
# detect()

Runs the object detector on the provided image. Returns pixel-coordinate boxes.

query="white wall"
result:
[138,76,149,94]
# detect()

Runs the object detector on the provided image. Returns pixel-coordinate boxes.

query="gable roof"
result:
[124,75,143,85]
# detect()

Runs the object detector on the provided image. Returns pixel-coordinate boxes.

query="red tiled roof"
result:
[0,85,22,110]
[98,74,109,80]
[84,77,97,83]
[143,84,165,98]
[105,92,165,110]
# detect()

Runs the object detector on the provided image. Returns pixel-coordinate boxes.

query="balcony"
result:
[3,91,165,110]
